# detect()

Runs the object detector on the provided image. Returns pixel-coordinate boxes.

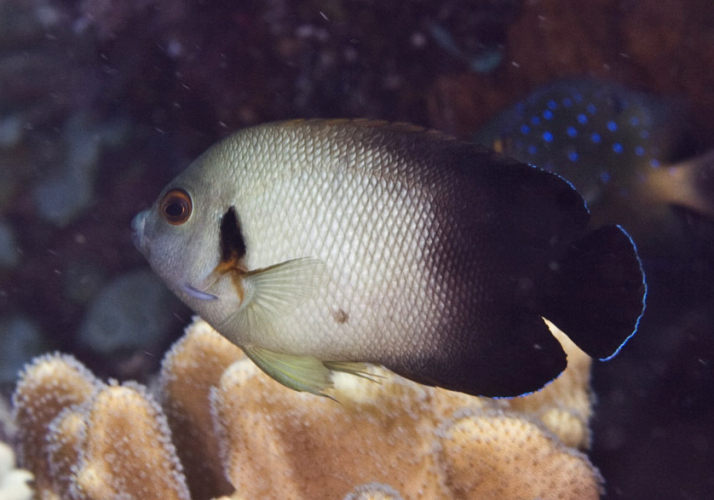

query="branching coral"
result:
[436,410,602,498]
[64,383,190,500]
[12,317,602,500]
[158,318,240,499]
[12,353,101,499]
[12,354,189,500]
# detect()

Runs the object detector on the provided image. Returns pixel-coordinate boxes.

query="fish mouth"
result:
[131,211,149,253]
[182,283,218,301]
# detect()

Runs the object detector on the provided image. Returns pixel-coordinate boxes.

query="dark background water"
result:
[1,1,713,498]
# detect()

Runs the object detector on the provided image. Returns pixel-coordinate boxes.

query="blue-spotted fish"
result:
[473,78,714,255]
[132,119,646,398]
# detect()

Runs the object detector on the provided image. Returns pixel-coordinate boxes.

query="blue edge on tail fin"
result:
[539,166,648,363]
[498,226,647,400]
[599,224,647,361]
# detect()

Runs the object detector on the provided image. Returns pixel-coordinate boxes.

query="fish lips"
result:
[131,210,150,256]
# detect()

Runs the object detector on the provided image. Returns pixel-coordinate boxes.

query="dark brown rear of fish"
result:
[375,139,646,397]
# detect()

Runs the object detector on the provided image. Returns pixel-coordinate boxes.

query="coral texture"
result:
[12,317,600,500]
[12,353,101,499]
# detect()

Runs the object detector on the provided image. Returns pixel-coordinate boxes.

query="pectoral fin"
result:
[243,346,334,397]
[217,257,327,342]
[244,257,327,314]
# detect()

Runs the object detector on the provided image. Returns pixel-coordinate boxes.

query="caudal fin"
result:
[647,149,714,219]
[541,225,647,360]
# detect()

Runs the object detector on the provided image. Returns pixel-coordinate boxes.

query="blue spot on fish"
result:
[471,78,690,239]
[531,116,541,125]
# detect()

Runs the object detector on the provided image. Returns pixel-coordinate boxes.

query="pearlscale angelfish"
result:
[132,119,646,398]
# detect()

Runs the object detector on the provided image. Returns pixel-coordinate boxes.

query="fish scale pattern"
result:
[211,122,531,373]
[235,123,455,363]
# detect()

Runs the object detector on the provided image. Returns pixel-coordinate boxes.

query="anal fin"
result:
[242,348,384,398]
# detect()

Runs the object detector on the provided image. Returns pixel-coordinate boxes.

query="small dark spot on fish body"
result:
[333,308,349,324]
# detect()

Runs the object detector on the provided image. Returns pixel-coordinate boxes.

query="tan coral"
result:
[12,317,602,500]
[13,355,190,500]
[437,410,602,499]
[69,382,190,500]
[212,358,442,499]
[158,317,242,499]
[12,353,101,499]
[45,407,87,499]
[209,327,600,500]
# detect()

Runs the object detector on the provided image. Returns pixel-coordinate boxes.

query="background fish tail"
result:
[647,149,714,219]
[540,225,647,360]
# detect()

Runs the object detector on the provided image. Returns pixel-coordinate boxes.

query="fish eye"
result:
[160,188,192,225]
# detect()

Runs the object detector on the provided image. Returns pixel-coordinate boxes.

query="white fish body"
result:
[132,119,646,398]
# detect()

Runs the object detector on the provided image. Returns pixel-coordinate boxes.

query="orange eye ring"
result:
[160,188,193,225]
